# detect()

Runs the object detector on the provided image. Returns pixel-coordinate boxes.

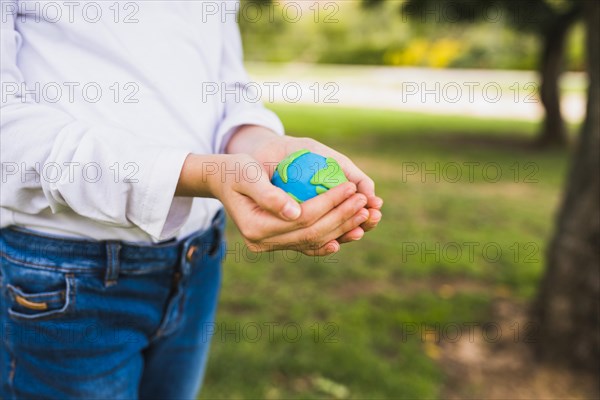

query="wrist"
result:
[226,125,281,156]
[205,154,240,201]
[176,153,231,198]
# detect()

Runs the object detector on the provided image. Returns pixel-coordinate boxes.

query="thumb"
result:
[236,170,301,221]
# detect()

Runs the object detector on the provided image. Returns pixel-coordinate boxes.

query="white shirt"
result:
[0,0,284,243]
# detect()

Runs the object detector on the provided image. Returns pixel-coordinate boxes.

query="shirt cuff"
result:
[137,147,194,241]
[214,106,284,154]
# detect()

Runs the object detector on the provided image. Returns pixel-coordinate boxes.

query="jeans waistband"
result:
[0,210,225,275]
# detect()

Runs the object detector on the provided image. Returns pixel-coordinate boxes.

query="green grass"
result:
[270,104,541,138]
[199,106,571,399]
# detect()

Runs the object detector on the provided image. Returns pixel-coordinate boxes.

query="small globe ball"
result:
[271,149,348,203]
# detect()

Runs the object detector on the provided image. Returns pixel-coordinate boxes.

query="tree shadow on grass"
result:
[429,134,549,152]
[438,298,600,399]
[350,132,570,154]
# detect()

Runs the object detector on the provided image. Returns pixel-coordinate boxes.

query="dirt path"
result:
[247,62,587,123]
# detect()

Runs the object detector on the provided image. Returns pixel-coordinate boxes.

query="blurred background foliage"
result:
[239,0,584,70]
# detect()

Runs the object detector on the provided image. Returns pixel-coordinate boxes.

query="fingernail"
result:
[345,184,356,196]
[355,196,367,210]
[353,231,364,241]
[358,210,369,222]
[372,197,383,208]
[372,211,382,223]
[327,242,340,253]
[282,201,301,220]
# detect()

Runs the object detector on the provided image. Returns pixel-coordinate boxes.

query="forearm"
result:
[225,125,281,155]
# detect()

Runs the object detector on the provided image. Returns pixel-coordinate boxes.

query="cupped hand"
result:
[248,135,383,242]
[211,154,369,256]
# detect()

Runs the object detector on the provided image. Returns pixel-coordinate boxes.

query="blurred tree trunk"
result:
[537,8,580,147]
[533,0,599,371]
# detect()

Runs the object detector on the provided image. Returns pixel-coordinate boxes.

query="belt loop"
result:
[104,241,122,287]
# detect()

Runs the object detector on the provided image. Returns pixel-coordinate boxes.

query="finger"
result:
[235,168,301,221]
[302,240,340,257]
[370,196,384,210]
[237,181,358,243]
[361,208,382,232]
[249,238,342,256]
[306,193,368,246]
[334,154,380,209]
[263,192,366,250]
[268,181,358,235]
[338,226,365,243]
[298,181,357,225]
[281,194,368,249]
[325,208,369,242]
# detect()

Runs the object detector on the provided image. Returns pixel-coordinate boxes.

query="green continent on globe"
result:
[276,149,310,183]
[285,192,302,203]
[310,157,348,194]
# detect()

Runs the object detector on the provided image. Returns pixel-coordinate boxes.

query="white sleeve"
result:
[0,4,192,240]
[213,14,285,154]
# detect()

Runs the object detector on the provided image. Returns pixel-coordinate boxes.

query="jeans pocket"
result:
[6,274,74,321]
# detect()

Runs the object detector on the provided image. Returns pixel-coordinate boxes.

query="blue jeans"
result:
[0,211,225,400]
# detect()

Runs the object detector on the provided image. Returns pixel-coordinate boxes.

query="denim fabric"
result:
[0,211,225,400]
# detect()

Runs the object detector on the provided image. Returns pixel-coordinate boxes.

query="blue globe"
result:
[271,149,348,203]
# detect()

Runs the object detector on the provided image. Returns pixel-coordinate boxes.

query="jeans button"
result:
[186,245,198,262]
